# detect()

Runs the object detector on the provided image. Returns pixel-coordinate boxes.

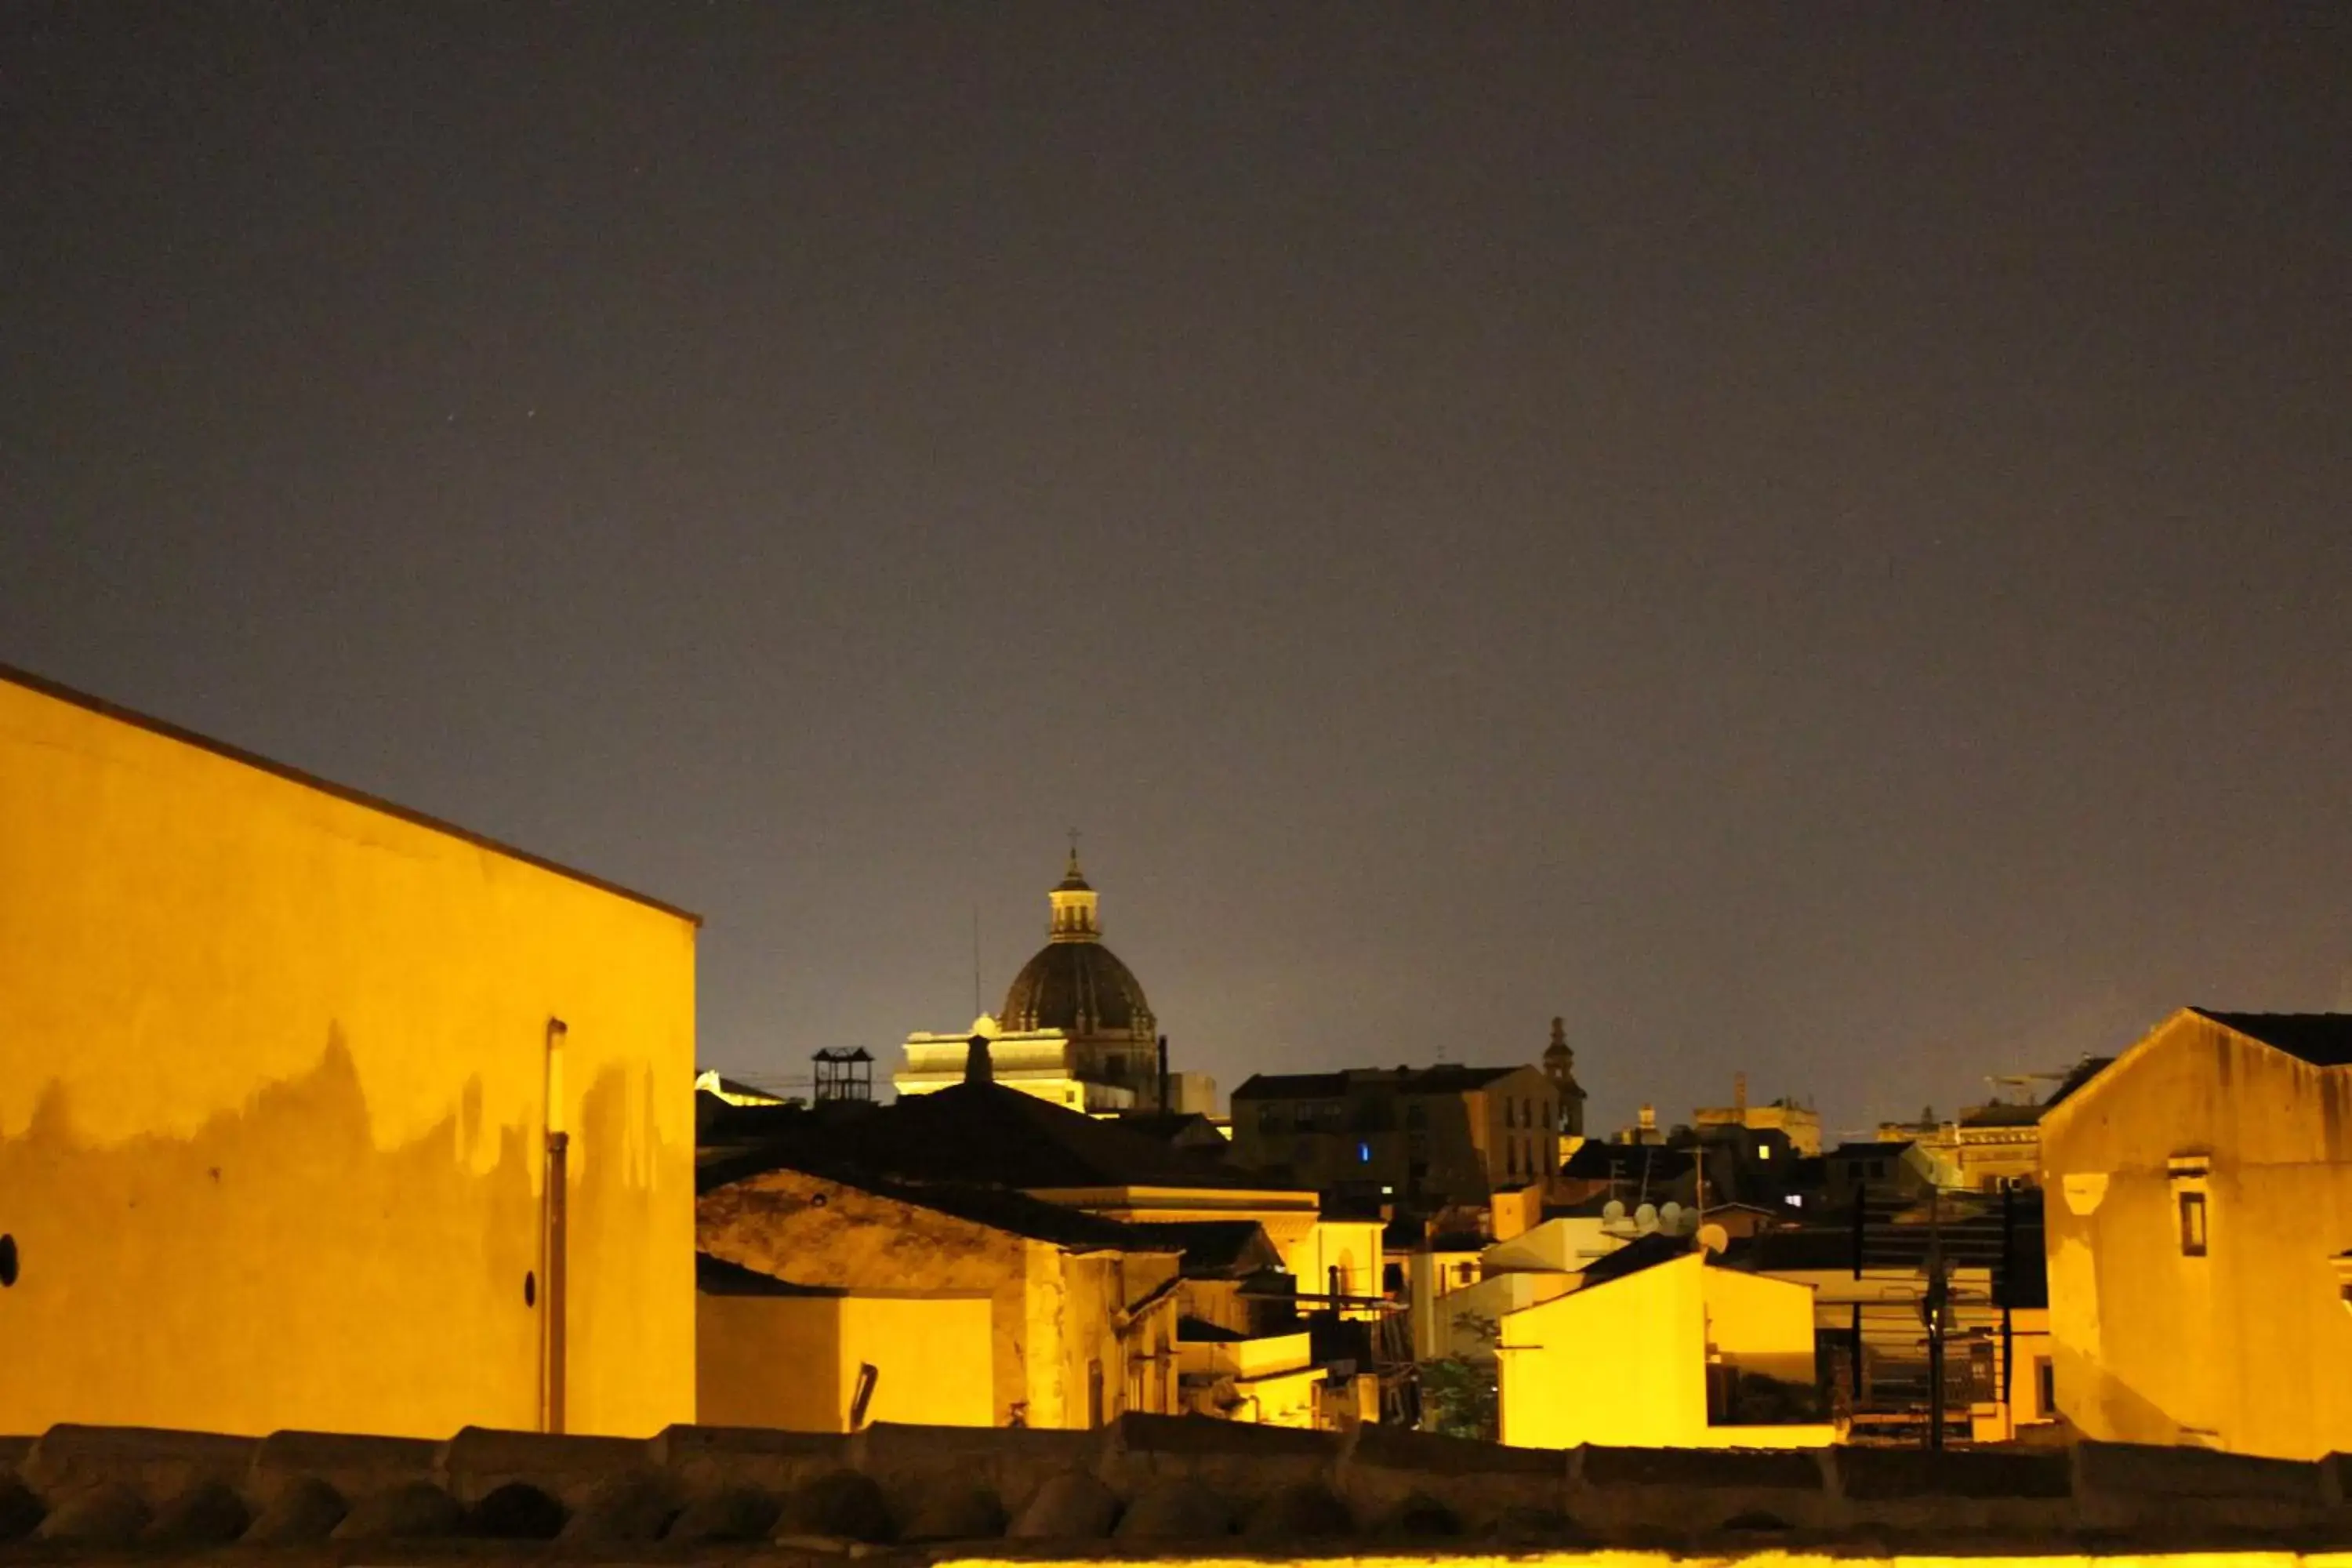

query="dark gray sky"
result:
[6,4,2347,1136]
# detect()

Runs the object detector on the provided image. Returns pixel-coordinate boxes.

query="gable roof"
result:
[2193,1010,2352,1068]
[699,1145,1178,1254]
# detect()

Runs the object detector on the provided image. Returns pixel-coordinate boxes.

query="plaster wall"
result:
[695,1291,993,1431]
[2040,1009,2352,1459]
[0,673,697,1439]
[1500,1254,1708,1448]
[1701,1265,1819,1387]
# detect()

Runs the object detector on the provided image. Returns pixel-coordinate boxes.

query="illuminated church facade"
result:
[895,853,1215,1114]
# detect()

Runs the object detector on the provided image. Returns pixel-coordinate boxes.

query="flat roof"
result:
[1,660,701,926]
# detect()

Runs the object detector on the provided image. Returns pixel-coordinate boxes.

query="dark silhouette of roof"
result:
[1123,1221,1283,1277]
[1959,1102,2044,1127]
[1178,1317,1247,1342]
[1232,1065,1525,1101]
[702,1078,1263,1195]
[695,1252,842,1297]
[2194,1010,2352,1067]
[1559,1141,1694,1182]
[699,1142,1181,1254]
[1576,1231,1693,1286]
[1000,938,1154,1034]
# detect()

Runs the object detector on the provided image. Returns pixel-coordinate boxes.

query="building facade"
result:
[1231,1063,1561,1206]
[0,666,699,1439]
[2040,1007,2352,1460]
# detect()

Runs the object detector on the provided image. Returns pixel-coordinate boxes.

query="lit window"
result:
[1757,1145,1771,1160]
[2178,1191,2209,1257]
[1357,1141,1371,1163]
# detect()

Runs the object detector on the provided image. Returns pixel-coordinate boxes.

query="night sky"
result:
[5,5,2347,1137]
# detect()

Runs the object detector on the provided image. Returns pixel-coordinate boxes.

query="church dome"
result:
[997,848,1156,1037]
[1000,940,1155,1036]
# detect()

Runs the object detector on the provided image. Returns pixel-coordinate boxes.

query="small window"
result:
[1356,1140,1371,1164]
[1757,1145,1772,1160]
[2034,1358,2056,1418]
[2178,1191,2209,1257]
[0,1233,16,1287]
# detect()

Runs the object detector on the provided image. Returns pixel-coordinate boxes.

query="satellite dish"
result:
[1659,1200,1683,1229]
[1602,1200,1626,1222]
[1635,1202,1659,1233]
[1697,1222,1730,1254]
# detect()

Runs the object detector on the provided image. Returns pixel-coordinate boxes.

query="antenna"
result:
[971,904,982,1020]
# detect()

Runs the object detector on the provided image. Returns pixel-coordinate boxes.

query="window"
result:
[2178,1190,2209,1257]
[1757,1145,1772,1160]
[1356,1140,1371,1164]
[2034,1358,2056,1418]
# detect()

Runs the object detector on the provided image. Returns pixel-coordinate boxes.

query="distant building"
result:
[2042,1007,2352,1460]
[1230,1062,1561,1206]
[1878,1061,2111,1194]
[895,853,1214,1113]
[0,664,699,1441]
[699,1155,1185,1428]
[1693,1075,1822,1157]
[1821,1141,1940,1208]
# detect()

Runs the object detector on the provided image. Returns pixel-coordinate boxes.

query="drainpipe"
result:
[543,1018,570,1435]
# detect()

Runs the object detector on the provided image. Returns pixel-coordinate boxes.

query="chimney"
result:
[1157,1034,1171,1112]
[964,1033,993,1086]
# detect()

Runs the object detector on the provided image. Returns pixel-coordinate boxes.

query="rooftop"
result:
[2193,1009,2352,1068]
[1232,1065,1526,1101]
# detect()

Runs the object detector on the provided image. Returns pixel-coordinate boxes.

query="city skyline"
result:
[5,8,2347,1136]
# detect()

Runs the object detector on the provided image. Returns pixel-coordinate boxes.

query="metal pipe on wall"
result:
[543,1017,570,1435]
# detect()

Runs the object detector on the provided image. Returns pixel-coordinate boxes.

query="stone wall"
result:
[4,1415,2351,1555]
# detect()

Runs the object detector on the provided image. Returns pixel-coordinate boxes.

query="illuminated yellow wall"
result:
[1500,1258,1705,1448]
[2042,1009,2352,1460]
[698,1291,994,1431]
[1702,1265,1819,1388]
[1498,1254,1828,1450]
[0,672,699,1439]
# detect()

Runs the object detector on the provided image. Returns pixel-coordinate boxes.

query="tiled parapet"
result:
[3,1417,2352,1554]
